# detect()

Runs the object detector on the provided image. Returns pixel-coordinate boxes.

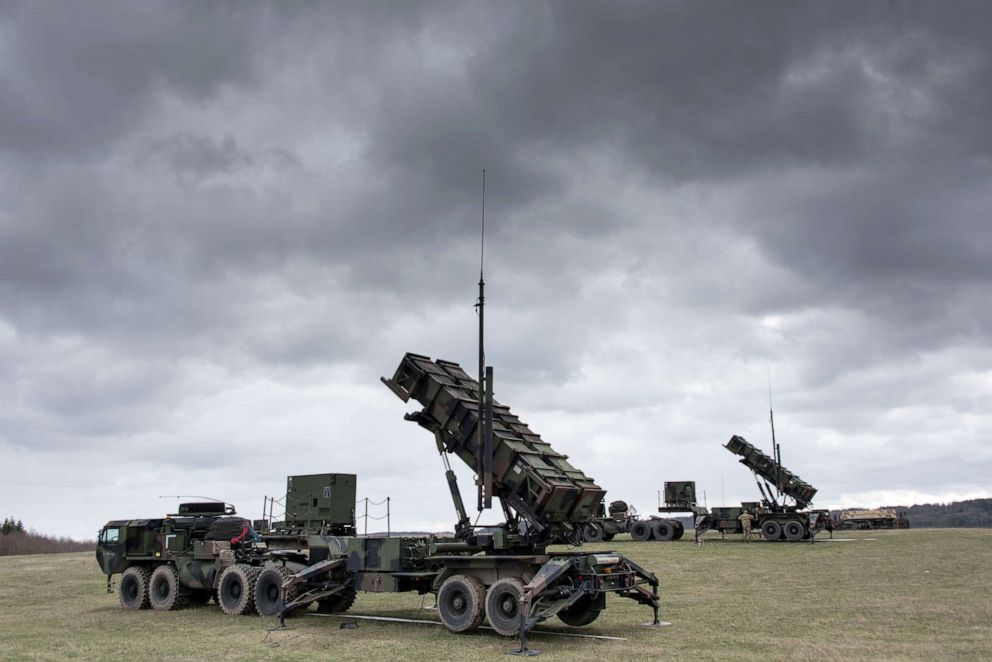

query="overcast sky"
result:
[2,1,990,539]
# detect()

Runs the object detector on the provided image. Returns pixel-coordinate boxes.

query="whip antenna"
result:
[475,169,493,510]
[768,368,782,497]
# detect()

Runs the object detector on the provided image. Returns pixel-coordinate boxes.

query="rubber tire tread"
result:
[317,587,357,614]
[557,595,602,627]
[149,564,185,611]
[119,566,151,610]
[437,575,485,633]
[630,521,652,541]
[485,577,525,637]
[760,520,782,542]
[582,522,605,543]
[254,566,296,617]
[652,520,676,542]
[218,564,261,616]
[783,520,805,541]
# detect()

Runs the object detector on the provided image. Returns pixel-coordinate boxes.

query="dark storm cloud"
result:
[1,1,990,536]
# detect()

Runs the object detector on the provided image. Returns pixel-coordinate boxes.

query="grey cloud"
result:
[1,1,991,538]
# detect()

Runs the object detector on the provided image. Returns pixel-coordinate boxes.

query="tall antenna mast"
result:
[768,367,782,498]
[475,169,493,511]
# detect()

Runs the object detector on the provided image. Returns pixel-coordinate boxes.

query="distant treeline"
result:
[894,499,992,528]
[0,517,94,556]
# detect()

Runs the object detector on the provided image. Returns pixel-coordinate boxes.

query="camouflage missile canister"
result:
[725,435,817,508]
[383,353,605,529]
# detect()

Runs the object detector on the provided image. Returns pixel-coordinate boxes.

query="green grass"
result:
[1,529,990,661]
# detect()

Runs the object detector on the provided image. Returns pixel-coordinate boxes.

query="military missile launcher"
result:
[720,435,829,541]
[372,353,662,648]
[98,357,663,652]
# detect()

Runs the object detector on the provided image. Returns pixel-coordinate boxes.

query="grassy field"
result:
[1,528,990,661]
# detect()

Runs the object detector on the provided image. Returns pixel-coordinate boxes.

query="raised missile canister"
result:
[383,353,605,531]
[725,435,817,508]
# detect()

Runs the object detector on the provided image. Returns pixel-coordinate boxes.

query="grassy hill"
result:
[0,528,989,661]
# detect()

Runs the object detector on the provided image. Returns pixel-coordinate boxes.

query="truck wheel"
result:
[557,595,601,627]
[218,564,261,615]
[119,566,151,610]
[582,522,605,543]
[317,586,357,614]
[651,520,676,542]
[630,521,652,541]
[254,566,297,617]
[485,577,524,636]
[149,564,184,611]
[673,521,685,540]
[437,575,485,633]
[783,520,805,541]
[602,533,615,542]
[760,520,782,542]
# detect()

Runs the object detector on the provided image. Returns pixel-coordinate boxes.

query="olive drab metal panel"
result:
[285,474,357,530]
[383,353,606,527]
[724,435,817,508]
[663,481,697,508]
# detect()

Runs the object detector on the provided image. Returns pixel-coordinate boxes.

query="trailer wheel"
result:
[557,595,601,627]
[602,533,615,542]
[651,520,676,542]
[149,564,184,611]
[254,566,297,617]
[317,587,357,614]
[119,566,151,610]
[673,521,685,540]
[783,520,805,541]
[218,564,261,615]
[437,575,485,633]
[582,522,605,543]
[630,521,652,541]
[485,577,525,636]
[760,520,782,542]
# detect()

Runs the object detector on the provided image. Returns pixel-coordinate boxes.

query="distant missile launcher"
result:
[725,435,817,509]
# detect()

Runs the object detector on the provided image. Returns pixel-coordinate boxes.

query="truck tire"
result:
[254,566,296,617]
[149,564,184,611]
[317,586,357,614]
[651,520,676,542]
[630,521,652,541]
[760,520,782,542]
[119,566,151,610]
[602,533,615,542]
[485,577,524,636]
[557,595,601,627]
[437,574,485,633]
[218,564,261,615]
[582,522,605,543]
[673,521,685,540]
[783,520,805,541]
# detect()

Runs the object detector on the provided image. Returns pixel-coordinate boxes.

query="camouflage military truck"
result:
[834,508,910,530]
[96,473,357,616]
[581,482,706,543]
[713,435,830,542]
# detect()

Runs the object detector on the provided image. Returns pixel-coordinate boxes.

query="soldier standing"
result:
[738,511,755,543]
